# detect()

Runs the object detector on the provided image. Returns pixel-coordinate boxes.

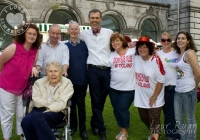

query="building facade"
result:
[0,0,200,54]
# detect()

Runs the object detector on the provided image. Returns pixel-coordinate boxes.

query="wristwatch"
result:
[151,96,157,100]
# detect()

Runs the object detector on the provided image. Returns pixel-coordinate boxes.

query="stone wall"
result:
[19,0,200,53]
[167,0,200,61]
[189,0,200,59]
[3,0,200,59]
[7,0,170,40]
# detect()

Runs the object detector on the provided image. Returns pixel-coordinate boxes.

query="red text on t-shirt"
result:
[113,55,132,68]
[135,72,150,88]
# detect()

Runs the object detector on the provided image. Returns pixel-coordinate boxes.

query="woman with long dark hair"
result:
[172,31,200,140]
[0,24,40,140]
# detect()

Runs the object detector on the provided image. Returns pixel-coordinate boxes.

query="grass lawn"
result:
[1,93,200,140]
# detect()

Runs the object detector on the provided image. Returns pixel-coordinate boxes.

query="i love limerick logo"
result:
[0,3,31,35]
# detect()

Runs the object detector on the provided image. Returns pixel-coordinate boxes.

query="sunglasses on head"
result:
[161,39,171,42]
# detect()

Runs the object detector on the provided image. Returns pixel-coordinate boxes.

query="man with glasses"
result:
[79,9,113,140]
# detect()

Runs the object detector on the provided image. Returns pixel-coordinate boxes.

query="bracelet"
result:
[151,96,157,100]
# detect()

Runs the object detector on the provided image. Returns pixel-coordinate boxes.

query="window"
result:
[48,10,78,41]
[48,10,76,24]
[141,19,157,42]
[101,15,120,32]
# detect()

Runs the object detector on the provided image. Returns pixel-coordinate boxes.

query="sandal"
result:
[115,132,121,139]
[118,133,128,140]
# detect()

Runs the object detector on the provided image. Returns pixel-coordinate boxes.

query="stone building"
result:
[0,0,200,54]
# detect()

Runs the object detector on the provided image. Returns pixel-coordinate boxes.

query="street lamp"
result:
[14,26,18,36]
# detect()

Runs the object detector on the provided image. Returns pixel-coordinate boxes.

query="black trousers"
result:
[87,65,111,135]
[21,107,65,140]
[70,85,88,133]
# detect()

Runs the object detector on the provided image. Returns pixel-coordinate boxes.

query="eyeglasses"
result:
[26,32,37,37]
[161,38,171,42]
[111,40,121,43]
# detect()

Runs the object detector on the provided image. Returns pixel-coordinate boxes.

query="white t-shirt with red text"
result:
[109,48,135,90]
[134,55,165,108]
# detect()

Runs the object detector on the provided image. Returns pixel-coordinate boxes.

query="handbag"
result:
[22,76,40,100]
[22,77,34,100]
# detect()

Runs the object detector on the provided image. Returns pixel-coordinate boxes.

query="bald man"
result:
[36,24,69,77]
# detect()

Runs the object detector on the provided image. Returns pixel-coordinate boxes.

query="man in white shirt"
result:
[36,24,69,77]
[79,9,113,140]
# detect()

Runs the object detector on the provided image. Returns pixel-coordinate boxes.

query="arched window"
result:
[101,15,120,32]
[0,4,15,50]
[48,10,77,41]
[48,10,77,24]
[141,19,157,42]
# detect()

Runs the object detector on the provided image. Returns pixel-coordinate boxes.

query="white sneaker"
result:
[147,135,152,140]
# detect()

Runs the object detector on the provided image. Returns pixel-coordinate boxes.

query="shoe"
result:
[147,134,161,140]
[115,132,121,139]
[118,133,128,140]
[92,127,99,135]
[99,134,106,140]
[70,127,77,136]
[80,131,88,140]
[147,135,152,140]
[166,138,180,140]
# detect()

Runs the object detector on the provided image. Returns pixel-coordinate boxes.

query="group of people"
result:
[0,8,199,140]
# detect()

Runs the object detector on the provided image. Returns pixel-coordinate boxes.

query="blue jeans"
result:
[174,88,197,140]
[109,88,135,128]
[163,85,180,139]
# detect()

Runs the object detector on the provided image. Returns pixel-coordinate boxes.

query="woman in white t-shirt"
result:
[109,33,135,140]
[134,36,165,140]
[172,31,200,140]
[157,32,180,140]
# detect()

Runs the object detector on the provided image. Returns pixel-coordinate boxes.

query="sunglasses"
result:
[161,39,171,42]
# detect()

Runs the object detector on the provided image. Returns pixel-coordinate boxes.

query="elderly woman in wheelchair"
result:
[21,61,73,140]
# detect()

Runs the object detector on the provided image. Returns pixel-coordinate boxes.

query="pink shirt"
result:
[0,42,38,95]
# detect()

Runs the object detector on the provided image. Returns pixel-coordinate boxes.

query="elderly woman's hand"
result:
[31,67,39,77]
[43,107,51,113]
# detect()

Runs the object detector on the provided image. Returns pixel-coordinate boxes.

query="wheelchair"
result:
[21,77,72,140]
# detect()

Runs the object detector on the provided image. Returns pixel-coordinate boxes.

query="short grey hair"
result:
[45,60,63,73]
[49,24,61,31]
[68,20,80,30]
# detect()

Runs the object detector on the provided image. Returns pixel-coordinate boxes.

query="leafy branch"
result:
[52,3,60,11]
